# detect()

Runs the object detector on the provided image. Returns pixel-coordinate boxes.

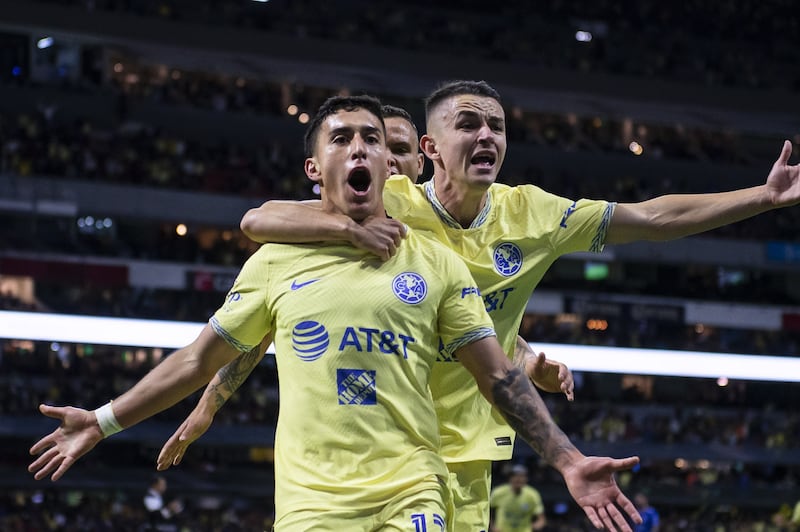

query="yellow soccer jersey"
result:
[210,229,495,520]
[384,175,613,462]
[490,484,545,532]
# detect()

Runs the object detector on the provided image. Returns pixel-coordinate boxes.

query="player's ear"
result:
[420,134,440,161]
[416,153,425,177]
[305,157,321,183]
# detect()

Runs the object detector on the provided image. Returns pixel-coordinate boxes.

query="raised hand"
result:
[156,407,214,470]
[528,351,575,401]
[28,404,104,481]
[766,140,800,207]
[349,215,407,261]
[562,455,642,532]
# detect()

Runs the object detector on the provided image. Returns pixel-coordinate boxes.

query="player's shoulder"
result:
[491,484,511,498]
[402,229,472,280]
[490,181,562,206]
[523,484,542,496]
[405,228,463,259]
[385,175,425,199]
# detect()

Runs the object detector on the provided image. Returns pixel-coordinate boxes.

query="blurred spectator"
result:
[143,475,183,531]
[633,493,660,532]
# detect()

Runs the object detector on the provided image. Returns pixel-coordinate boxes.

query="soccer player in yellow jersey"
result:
[27,95,643,532]
[155,103,573,476]
[226,81,800,531]
[490,465,546,532]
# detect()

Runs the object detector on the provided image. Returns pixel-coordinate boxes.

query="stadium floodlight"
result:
[533,342,800,383]
[1,311,800,382]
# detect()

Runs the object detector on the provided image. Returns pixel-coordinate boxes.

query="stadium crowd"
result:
[32,0,800,92]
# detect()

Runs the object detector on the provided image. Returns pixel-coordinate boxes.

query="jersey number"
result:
[411,513,445,532]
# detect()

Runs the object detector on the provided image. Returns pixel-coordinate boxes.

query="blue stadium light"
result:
[2,311,800,382]
[11,66,22,77]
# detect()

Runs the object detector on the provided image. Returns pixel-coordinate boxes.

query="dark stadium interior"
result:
[1,1,799,530]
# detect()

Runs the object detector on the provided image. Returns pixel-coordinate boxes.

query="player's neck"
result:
[431,175,487,228]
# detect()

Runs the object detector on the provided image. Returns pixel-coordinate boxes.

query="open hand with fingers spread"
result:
[28,404,104,481]
[766,140,800,207]
[563,455,642,531]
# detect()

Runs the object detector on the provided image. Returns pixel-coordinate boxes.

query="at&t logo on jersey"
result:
[291,320,329,361]
[392,272,427,304]
[493,243,523,277]
[291,321,417,361]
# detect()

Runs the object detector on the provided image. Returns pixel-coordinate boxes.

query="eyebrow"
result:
[454,109,505,124]
[328,125,383,138]
[387,139,412,147]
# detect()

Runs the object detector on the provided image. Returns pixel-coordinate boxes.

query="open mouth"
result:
[470,153,496,168]
[347,167,372,195]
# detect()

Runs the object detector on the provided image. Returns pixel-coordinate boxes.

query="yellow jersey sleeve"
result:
[210,246,273,351]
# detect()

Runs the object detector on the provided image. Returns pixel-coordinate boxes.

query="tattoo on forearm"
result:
[491,367,573,464]
[512,341,529,371]
[207,345,264,412]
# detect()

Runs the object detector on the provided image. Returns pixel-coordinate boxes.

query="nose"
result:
[351,134,368,159]
[388,153,399,173]
[477,123,494,144]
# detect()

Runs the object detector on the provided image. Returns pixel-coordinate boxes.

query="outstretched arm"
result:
[607,140,799,244]
[157,334,272,470]
[457,337,641,532]
[28,324,241,481]
[513,336,574,401]
[241,200,406,261]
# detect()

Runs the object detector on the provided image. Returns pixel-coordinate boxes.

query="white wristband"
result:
[94,401,123,438]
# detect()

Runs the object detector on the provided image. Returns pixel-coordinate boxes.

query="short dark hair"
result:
[304,95,385,157]
[424,80,502,121]
[381,104,417,134]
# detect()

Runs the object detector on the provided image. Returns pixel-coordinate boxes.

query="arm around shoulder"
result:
[240,199,345,244]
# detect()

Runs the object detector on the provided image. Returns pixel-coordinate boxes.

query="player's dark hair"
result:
[304,95,385,157]
[424,80,502,121]
[381,104,417,134]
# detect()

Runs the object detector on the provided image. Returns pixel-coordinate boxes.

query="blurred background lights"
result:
[176,223,188,236]
[629,141,644,155]
[36,36,54,49]
[575,30,593,42]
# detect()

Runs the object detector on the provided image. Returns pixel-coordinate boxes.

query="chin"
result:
[468,172,498,188]
[346,203,377,222]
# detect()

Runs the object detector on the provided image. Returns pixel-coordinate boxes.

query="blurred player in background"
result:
[490,464,546,532]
